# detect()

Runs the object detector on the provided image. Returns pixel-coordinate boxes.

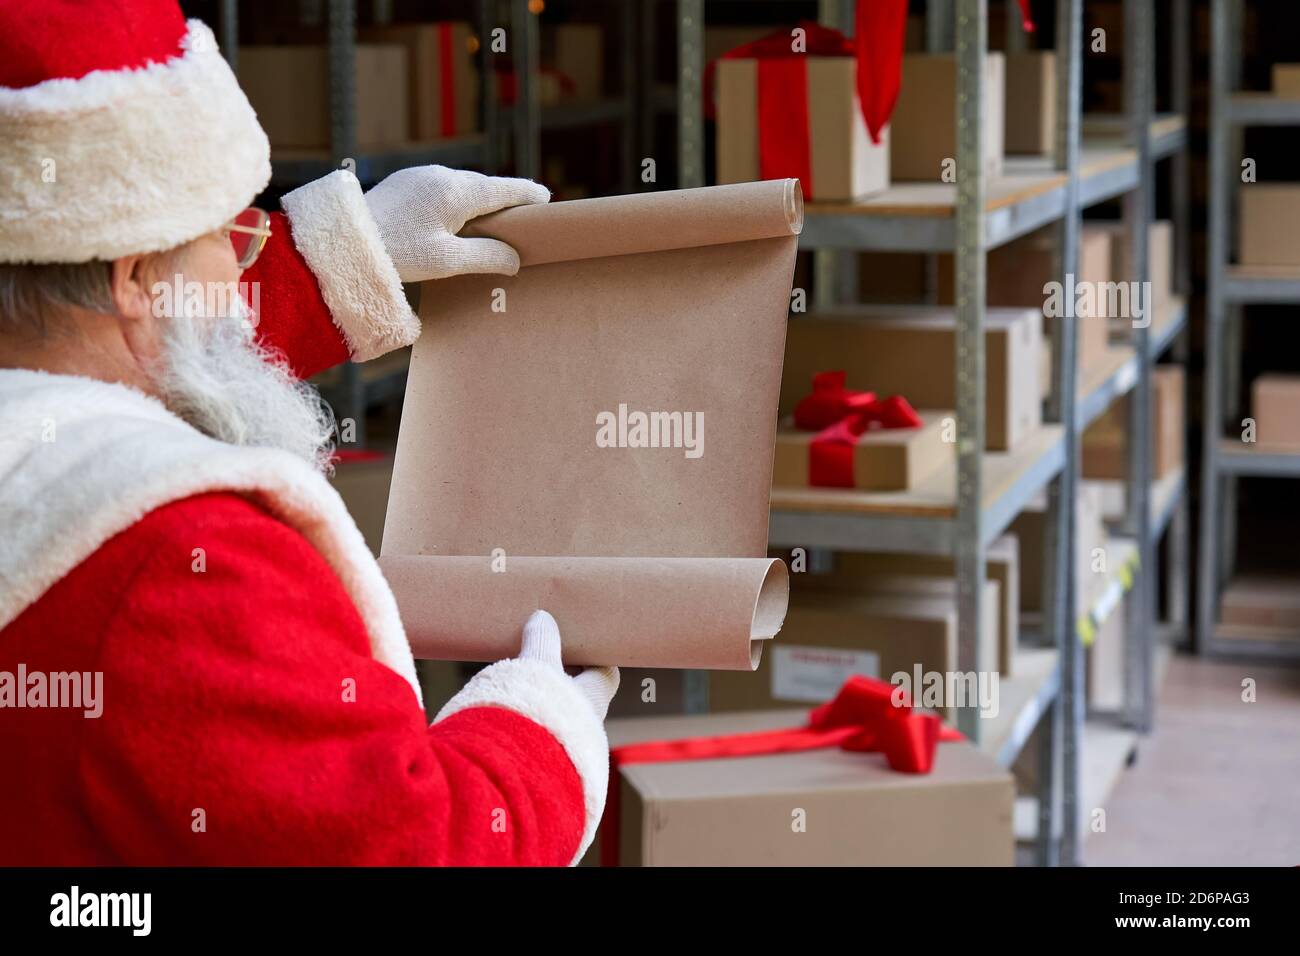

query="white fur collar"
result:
[0,368,420,704]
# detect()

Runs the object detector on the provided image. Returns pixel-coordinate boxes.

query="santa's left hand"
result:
[363,165,550,283]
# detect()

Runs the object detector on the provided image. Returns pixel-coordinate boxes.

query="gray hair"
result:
[0,261,116,340]
[0,246,189,342]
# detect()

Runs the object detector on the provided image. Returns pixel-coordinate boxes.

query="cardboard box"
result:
[329,453,394,555]
[588,709,1014,866]
[716,57,890,201]
[1272,64,1300,98]
[1004,52,1056,155]
[782,307,1042,451]
[801,536,1021,676]
[890,53,1004,181]
[1083,364,1184,480]
[1239,185,1300,268]
[937,225,1113,379]
[552,24,603,101]
[772,410,951,491]
[1251,374,1300,446]
[359,23,479,139]
[1096,220,1174,320]
[1087,595,1126,712]
[1011,483,1106,614]
[795,573,1003,682]
[710,583,1000,722]
[1220,574,1300,631]
[239,45,409,149]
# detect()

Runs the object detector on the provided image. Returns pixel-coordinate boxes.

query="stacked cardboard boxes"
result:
[936,224,1115,387]
[240,45,410,149]
[1010,483,1107,616]
[1083,365,1185,481]
[806,538,1022,677]
[709,579,1001,723]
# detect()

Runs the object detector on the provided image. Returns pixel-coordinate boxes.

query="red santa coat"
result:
[0,171,607,866]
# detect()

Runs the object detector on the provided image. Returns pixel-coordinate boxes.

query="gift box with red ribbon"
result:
[360,22,479,139]
[587,675,1014,867]
[772,371,949,491]
[713,20,893,202]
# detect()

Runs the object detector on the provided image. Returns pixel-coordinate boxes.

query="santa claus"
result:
[0,0,616,864]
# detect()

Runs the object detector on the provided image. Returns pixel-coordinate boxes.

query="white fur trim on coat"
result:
[0,21,270,264]
[436,658,610,867]
[280,171,420,362]
[0,369,420,705]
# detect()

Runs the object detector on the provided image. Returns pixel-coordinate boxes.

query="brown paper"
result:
[380,181,802,670]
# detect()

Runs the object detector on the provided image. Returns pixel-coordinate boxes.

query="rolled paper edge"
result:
[747,557,790,670]
[378,554,785,671]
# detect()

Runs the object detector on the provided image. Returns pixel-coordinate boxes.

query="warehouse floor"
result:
[1086,653,1300,866]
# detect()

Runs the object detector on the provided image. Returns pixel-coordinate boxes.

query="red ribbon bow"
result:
[599,674,963,866]
[705,2,1032,198]
[705,10,907,199]
[792,371,922,488]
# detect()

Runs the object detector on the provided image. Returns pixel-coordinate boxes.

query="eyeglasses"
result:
[221,207,271,269]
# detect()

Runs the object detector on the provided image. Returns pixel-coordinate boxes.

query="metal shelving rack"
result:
[1198,0,1300,660]
[508,0,640,194]
[667,0,1184,866]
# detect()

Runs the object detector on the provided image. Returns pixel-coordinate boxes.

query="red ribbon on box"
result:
[1016,0,1036,32]
[599,674,963,866]
[706,2,1033,198]
[792,370,922,488]
[706,11,907,199]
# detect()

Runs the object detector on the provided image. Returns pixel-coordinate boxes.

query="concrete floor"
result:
[1086,652,1300,865]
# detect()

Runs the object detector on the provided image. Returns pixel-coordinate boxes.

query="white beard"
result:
[151,300,336,473]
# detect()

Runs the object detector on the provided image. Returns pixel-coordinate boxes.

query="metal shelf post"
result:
[1121,0,1155,733]
[1049,0,1084,870]
[954,0,988,744]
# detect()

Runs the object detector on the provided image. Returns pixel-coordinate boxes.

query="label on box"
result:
[770,645,881,703]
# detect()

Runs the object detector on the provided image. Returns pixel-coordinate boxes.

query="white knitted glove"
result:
[362,165,550,282]
[519,610,620,721]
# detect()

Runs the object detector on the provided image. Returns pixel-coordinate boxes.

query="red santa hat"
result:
[0,0,270,264]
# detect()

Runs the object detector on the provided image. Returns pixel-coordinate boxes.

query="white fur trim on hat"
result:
[0,21,270,264]
[280,170,421,362]
[436,658,610,867]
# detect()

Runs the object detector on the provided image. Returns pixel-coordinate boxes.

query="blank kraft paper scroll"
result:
[379,180,802,670]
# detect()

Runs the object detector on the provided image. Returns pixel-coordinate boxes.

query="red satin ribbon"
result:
[793,371,922,488]
[853,0,909,147]
[599,674,963,866]
[1017,0,1036,32]
[438,23,457,137]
